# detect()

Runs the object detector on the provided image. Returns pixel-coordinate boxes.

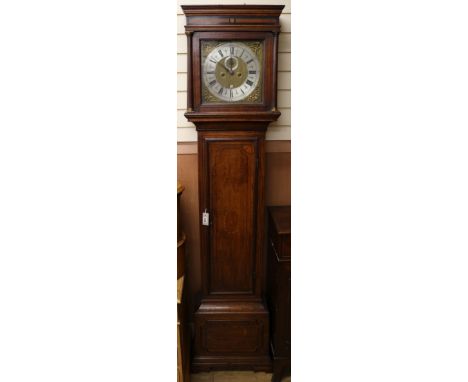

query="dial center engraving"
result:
[215,57,248,89]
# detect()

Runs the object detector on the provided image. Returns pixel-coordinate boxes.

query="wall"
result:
[177,0,291,320]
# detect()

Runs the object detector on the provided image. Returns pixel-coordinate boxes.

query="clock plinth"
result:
[192,301,271,372]
[182,4,284,371]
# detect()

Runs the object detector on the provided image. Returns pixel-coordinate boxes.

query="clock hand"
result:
[224,56,234,75]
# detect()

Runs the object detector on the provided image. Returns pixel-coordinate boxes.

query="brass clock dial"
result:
[201,41,262,103]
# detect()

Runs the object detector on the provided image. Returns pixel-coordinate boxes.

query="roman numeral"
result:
[229,89,233,98]
[246,79,254,86]
[207,71,215,74]
[240,49,244,58]
[218,50,224,57]
[218,87,224,95]
[248,70,256,74]
[246,59,253,64]
[209,80,216,86]
[209,59,217,64]
[230,46,234,55]
[241,88,245,94]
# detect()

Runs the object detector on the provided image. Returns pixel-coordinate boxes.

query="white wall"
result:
[177,0,291,142]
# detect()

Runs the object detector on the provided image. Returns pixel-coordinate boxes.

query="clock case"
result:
[182,5,284,372]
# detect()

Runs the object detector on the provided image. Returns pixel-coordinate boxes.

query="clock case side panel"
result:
[198,130,266,302]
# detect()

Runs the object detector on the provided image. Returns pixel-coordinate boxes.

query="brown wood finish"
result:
[197,130,267,303]
[177,182,190,382]
[178,182,186,280]
[182,5,284,372]
[177,140,291,155]
[178,276,191,382]
[178,233,186,280]
[266,206,291,382]
[265,152,291,206]
[182,4,283,120]
[177,154,201,320]
[178,182,184,241]
[208,138,257,294]
[193,301,270,372]
[186,31,193,112]
[176,149,291,325]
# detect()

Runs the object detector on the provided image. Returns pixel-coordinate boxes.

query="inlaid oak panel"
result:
[206,139,257,294]
[203,319,262,353]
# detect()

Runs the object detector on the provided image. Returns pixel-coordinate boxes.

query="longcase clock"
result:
[182,5,284,371]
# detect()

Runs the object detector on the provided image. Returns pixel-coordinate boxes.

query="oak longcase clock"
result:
[182,5,284,372]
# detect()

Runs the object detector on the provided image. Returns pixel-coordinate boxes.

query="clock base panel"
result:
[191,301,272,372]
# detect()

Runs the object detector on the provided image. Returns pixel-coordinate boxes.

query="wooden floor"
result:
[191,371,291,382]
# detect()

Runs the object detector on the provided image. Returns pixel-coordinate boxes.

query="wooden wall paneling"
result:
[177,154,201,320]
[177,73,187,91]
[265,152,291,206]
[277,90,291,108]
[278,72,291,90]
[177,127,198,142]
[177,53,187,72]
[278,33,291,53]
[277,52,291,71]
[266,126,291,141]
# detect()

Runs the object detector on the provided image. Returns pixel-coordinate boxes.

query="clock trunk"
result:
[193,130,270,371]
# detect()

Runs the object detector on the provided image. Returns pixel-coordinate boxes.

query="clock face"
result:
[201,41,263,104]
